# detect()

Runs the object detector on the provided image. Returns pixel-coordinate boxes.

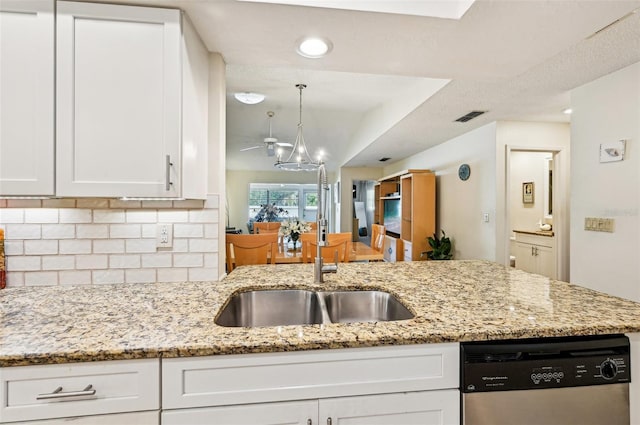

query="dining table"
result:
[274,241,384,263]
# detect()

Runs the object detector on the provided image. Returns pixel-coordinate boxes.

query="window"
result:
[249,183,318,221]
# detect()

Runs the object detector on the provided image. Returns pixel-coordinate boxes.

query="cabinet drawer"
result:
[163,343,459,409]
[514,233,555,248]
[13,410,158,425]
[0,359,159,423]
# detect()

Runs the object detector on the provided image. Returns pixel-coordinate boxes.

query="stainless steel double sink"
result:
[215,289,414,327]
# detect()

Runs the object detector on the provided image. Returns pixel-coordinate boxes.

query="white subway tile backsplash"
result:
[126,210,157,223]
[59,270,91,285]
[4,240,23,255]
[110,199,141,209]
[109,254,141,269]
[59,240,92,254]
[141,224,156,238]
[203,253,218,268]
[174,253,203,268]
[42,224,75,239]
[93,269,124,284]
[42,199,76,208]
[158,210,188,223]
[189,210,218,223]
[93,239,125,254]
[189,239,216,253]
[76,199,109,209]
[6,224,41,240]
[76,254,108,270]
[25,209,58,223]
[77,224,109,239]
[126,269,156,284]
[6,271,24,287]
[188,267,217,282]
[0,209,24,223]
[142,200,173,209]
[25,271,58,286]
[141,253,172,268]
[7,256,41,271]
[125,239,156,253]
[157,268,188,282]
[93,209,125,223]
[110,224,141,238]
[174,224,203,238]
[6,199,42,208]
[172,200,204,208]
[204,224,219,238]
[42,255,75,270]
[59,208,92,223]
[3,198,220,286]
[24,240,58,255]
[170,239,189,253]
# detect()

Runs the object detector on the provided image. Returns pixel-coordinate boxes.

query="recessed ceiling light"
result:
[234,92,265,104]
[296,37,333,59]
[563,108,573,115]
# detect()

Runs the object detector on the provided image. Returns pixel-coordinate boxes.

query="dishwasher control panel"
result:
[461,334,630,392]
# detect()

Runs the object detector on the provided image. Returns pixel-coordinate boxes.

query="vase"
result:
[289,234,300,251]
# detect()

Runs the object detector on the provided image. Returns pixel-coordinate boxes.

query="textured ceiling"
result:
[84,0,640,171]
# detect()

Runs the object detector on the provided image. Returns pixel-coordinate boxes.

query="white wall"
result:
[510,151,552,233]
[384,122,497,261]
[570,61,640,302]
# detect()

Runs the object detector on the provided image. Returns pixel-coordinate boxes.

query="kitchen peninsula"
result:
[1,261,639,423]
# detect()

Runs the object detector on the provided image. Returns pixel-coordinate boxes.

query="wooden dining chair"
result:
[370,224,386,253]
[301,232,352,263]
[225,233,278,272]
[252,221,282,234]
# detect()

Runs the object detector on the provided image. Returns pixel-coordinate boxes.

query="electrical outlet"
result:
[156,224,173,248]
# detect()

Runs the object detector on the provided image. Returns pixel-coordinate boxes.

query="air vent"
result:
[378,157,391,162]
[455,110,486,123]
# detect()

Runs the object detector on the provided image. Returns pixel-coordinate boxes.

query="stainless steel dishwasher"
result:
[461,334,630,425]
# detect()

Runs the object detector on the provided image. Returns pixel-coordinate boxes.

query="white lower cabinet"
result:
[0,359,160,424]
[163,391,458,425]
[161,343,460,425]
[513,232,556,279]
[15,411,158,425]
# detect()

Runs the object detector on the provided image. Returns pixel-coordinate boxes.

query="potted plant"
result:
[426,230,453,260]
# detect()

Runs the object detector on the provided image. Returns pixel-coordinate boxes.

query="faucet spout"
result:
[314,163,334,283]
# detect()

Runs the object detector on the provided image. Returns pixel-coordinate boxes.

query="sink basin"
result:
[215,289,323,327]
[215,289,414,327]
[321,290,414,323]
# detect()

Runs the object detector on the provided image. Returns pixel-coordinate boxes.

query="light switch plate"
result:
[156,223,173,247]
[584,217,614,232]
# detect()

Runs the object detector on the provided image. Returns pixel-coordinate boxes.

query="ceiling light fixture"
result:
[296,37,332,59]
[275,84,321,171]
[234,92,265,104]
[563,108,573,115]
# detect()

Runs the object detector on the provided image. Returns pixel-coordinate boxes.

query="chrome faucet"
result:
[314,163,337,283]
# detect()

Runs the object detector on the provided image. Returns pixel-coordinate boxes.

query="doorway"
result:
[505,147,569,281]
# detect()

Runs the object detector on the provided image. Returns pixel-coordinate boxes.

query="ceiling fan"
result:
[240,111,293,157]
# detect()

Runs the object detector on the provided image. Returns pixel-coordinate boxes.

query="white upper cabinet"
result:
[56,1,208,198]
[0,0,55,196]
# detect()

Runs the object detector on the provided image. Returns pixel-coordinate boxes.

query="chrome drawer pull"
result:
[36,384,95,400]
[165,154,174,191]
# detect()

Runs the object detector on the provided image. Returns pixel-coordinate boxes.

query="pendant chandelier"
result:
[274,83,321,171]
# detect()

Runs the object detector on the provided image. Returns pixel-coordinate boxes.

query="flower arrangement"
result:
[253,203,287,222]
[279,218,312,249]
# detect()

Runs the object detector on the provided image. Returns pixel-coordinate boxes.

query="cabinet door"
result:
[535,244,557,279]
[162,400,317,425]
[56,1,181,198]
[514,242,537,274]
[319,390,459,425]
[0,0,54,196]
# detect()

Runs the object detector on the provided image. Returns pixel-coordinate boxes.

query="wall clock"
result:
[458,163,470,181]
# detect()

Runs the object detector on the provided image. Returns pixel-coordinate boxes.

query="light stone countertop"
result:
[2,260,640,367]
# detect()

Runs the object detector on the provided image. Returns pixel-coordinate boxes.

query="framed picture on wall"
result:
[522,182,534,204]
